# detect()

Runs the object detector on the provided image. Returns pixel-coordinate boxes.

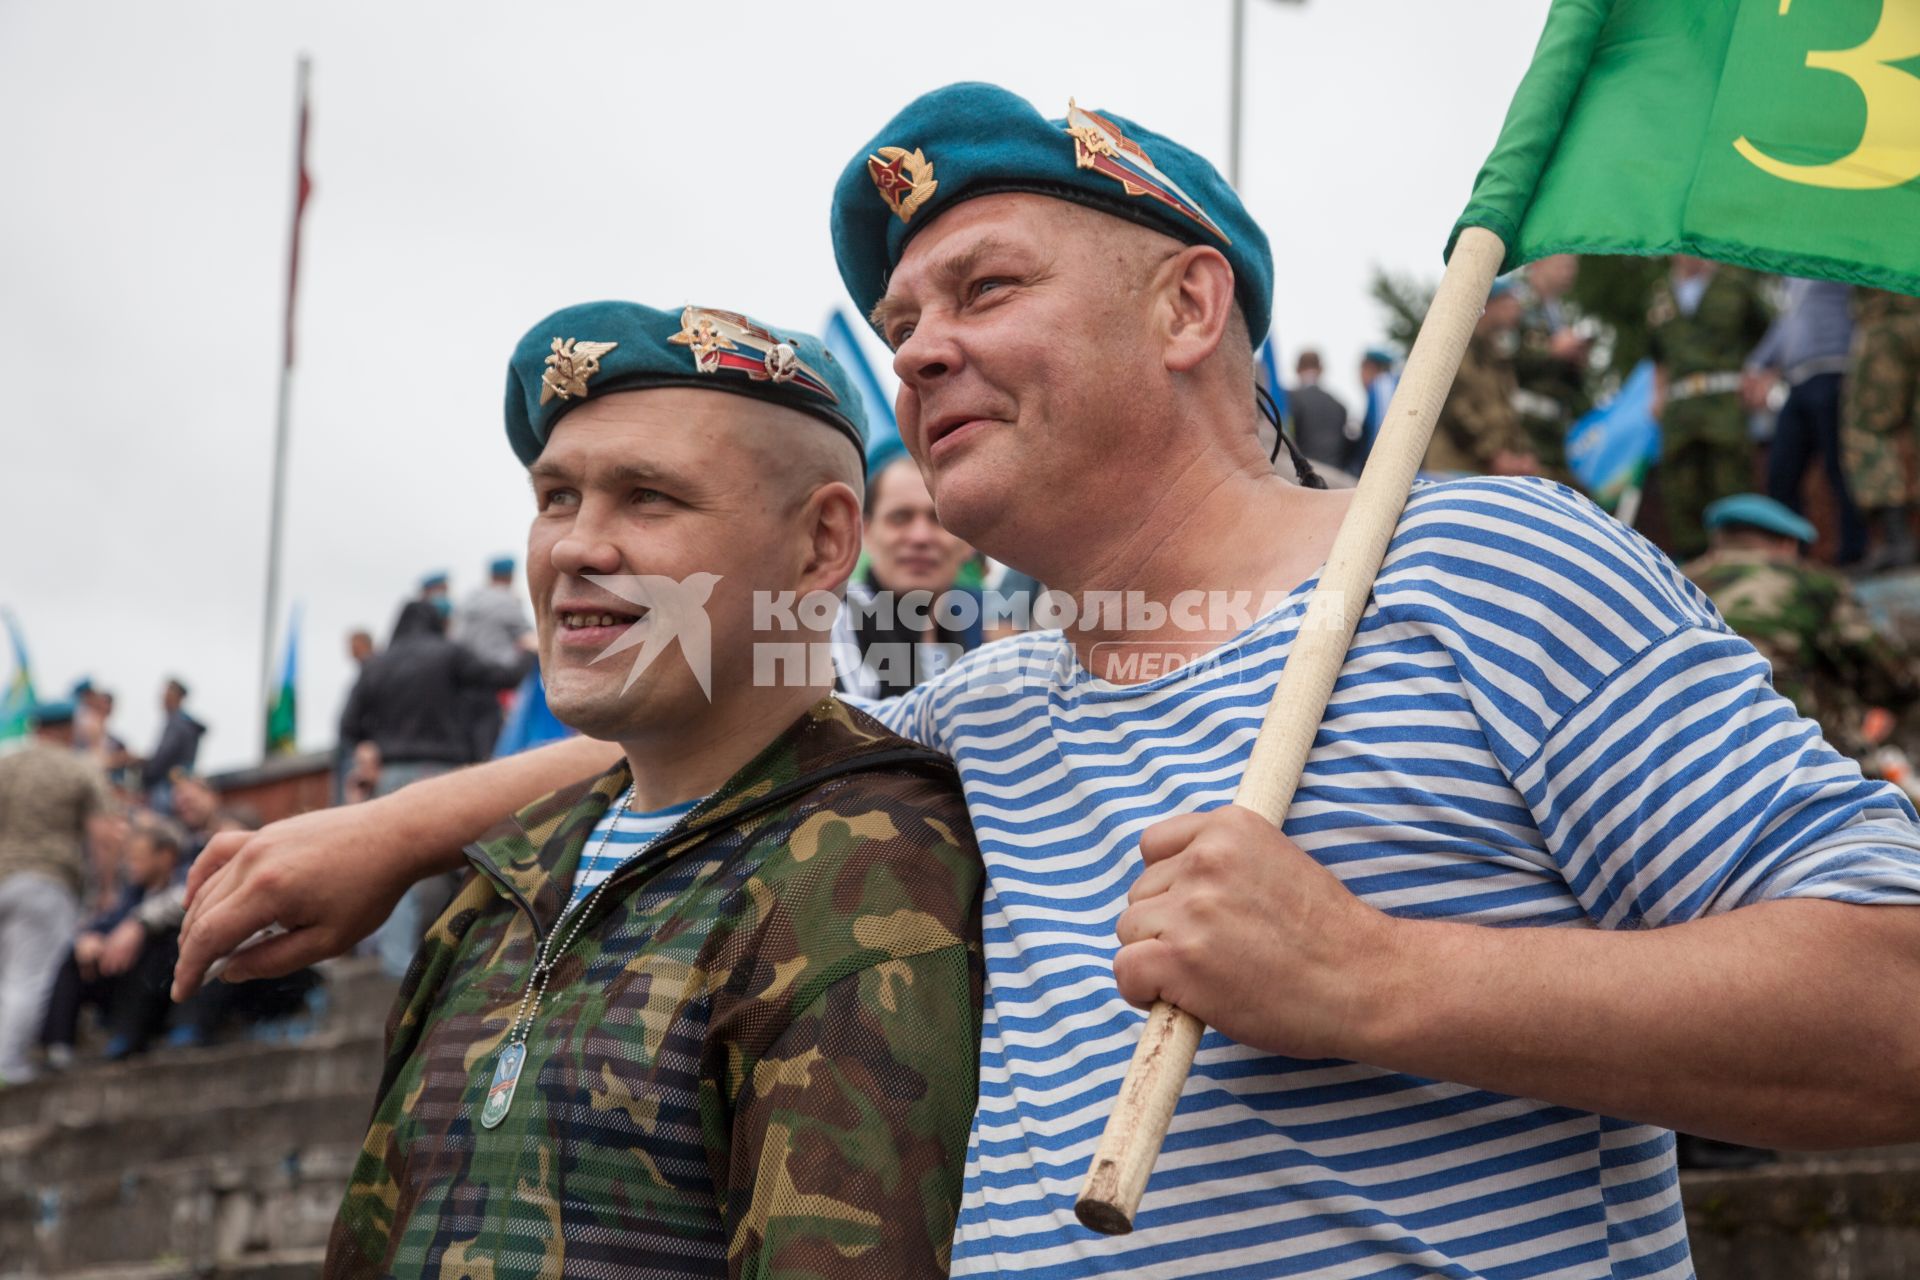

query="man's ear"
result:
[797,481,864,601]
[1158,246,1236,374]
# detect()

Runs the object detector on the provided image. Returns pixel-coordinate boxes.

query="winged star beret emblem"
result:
[1063,99,1228,243]
[867,145,939,223]
[669,307,839,402]
[540,337,619,405]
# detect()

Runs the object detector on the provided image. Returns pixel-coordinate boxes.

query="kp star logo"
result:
[583,573,722,699]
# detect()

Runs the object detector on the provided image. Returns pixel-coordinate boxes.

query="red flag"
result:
[284,57,312,369]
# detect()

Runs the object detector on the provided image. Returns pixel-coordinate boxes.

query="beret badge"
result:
[669,307,839,402]
[540,337,619,405]
[867,145,939,223]
[1063,99,1229,244]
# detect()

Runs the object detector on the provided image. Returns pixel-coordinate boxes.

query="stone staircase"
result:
[4,959,1919,1277]
[1685,1145,1920,1279]
[1,958,393,1279]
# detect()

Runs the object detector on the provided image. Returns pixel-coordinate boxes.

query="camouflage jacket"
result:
[1684,547,1920,755]
[1425,329,1525,474]
[1647,268,1773,382]
[1857,288,1920,326]
[1510,283,1589,479]
[326,698,984,1280]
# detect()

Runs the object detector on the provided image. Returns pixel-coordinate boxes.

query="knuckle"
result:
[250,862,289,899]
[1187,841,1227,876]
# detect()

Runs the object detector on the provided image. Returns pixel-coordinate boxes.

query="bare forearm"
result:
[380,735,625,876]
[1354,900,1920,1147]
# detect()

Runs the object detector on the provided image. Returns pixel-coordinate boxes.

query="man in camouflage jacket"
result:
[1684,495,1919,759]
[1648,259,1774,560]
[327,700,981,1278]
[1841,290,1920,569]
[1510,255,1591,485]
[324,300,984,1279]
[1424,282,1537,478]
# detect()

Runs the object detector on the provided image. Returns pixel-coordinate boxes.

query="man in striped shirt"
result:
[181,84,1920,1279]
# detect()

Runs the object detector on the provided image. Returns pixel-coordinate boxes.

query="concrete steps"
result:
[2,959,394,1278]
[1685,1152,1920,1279]
[7,952,1920,1276]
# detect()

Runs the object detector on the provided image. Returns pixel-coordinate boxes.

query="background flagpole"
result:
[1228,0,1246,187]
[259,55,311,758]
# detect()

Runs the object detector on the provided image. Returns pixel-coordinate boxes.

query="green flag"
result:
[1452,0,1920,292]
[266,604,299,756]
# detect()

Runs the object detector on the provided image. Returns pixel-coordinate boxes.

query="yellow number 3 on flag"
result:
[1734,0,1920,190]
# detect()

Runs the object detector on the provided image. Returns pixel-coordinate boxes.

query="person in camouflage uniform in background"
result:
[1649,258,1774,561]
[1683,495,1919,760]
[325,300,984,1279]
[1424,280,1538,477]
[1510,254,1591,484]
[1841,290,1920,571]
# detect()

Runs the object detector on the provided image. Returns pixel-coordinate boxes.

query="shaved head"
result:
[735,407,867,515]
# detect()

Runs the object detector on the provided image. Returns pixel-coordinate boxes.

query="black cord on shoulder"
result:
[1255,382,1326,490]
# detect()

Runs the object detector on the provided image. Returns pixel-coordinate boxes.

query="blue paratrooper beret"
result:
[31,699,75,727]
[831,82,1274,346]
[488,555,515,577]
[1703,493,1817,544]
[504,301,868,469]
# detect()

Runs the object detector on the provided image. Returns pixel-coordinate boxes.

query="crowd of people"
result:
[1293,256,1920,570]
[0,678,325,1083]
[6,263,1916,1110]
[1289,258,1920,781]
[159,67,1920,1272]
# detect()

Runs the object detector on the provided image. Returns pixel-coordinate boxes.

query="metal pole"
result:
[259,56,308,757]
[1228,0,1247,187]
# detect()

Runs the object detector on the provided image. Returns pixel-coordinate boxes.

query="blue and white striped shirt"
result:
[860,478,1920,1279]
[569,796,701,912]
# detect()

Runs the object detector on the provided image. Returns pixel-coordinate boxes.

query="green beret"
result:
[505,301,867,468]
[832,82,1274,346]
[1703,493,1817,544]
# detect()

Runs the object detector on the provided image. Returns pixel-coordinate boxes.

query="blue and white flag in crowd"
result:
[0,611,34,743]
[493,665,575,758]
[1255,337,1290,423]
[1566,359,1661,512]
[824,309,903,471]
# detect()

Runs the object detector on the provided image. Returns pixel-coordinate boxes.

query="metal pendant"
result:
[480,1041,527,1130]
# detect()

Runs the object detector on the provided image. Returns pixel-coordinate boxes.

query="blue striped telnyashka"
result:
[860,477,1920,1279]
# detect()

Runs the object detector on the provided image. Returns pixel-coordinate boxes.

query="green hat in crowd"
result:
[831,82,1275,345]
[1703,493,1818,544]
[504,301,869,468]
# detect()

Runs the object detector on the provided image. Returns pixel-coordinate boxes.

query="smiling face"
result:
[871,194,1209,563]
[526,387,861,741]
[863,456,972,596]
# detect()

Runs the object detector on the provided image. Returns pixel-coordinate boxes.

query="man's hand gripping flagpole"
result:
[1075,226,1509,1236]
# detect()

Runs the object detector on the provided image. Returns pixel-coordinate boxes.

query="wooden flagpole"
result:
[1074,225,1509,1235]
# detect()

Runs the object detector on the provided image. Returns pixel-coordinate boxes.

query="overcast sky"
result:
[0,0,1549,771]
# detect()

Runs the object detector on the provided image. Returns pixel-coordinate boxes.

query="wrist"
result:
[362,788,468,882]
[1341,911,1443,1065]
